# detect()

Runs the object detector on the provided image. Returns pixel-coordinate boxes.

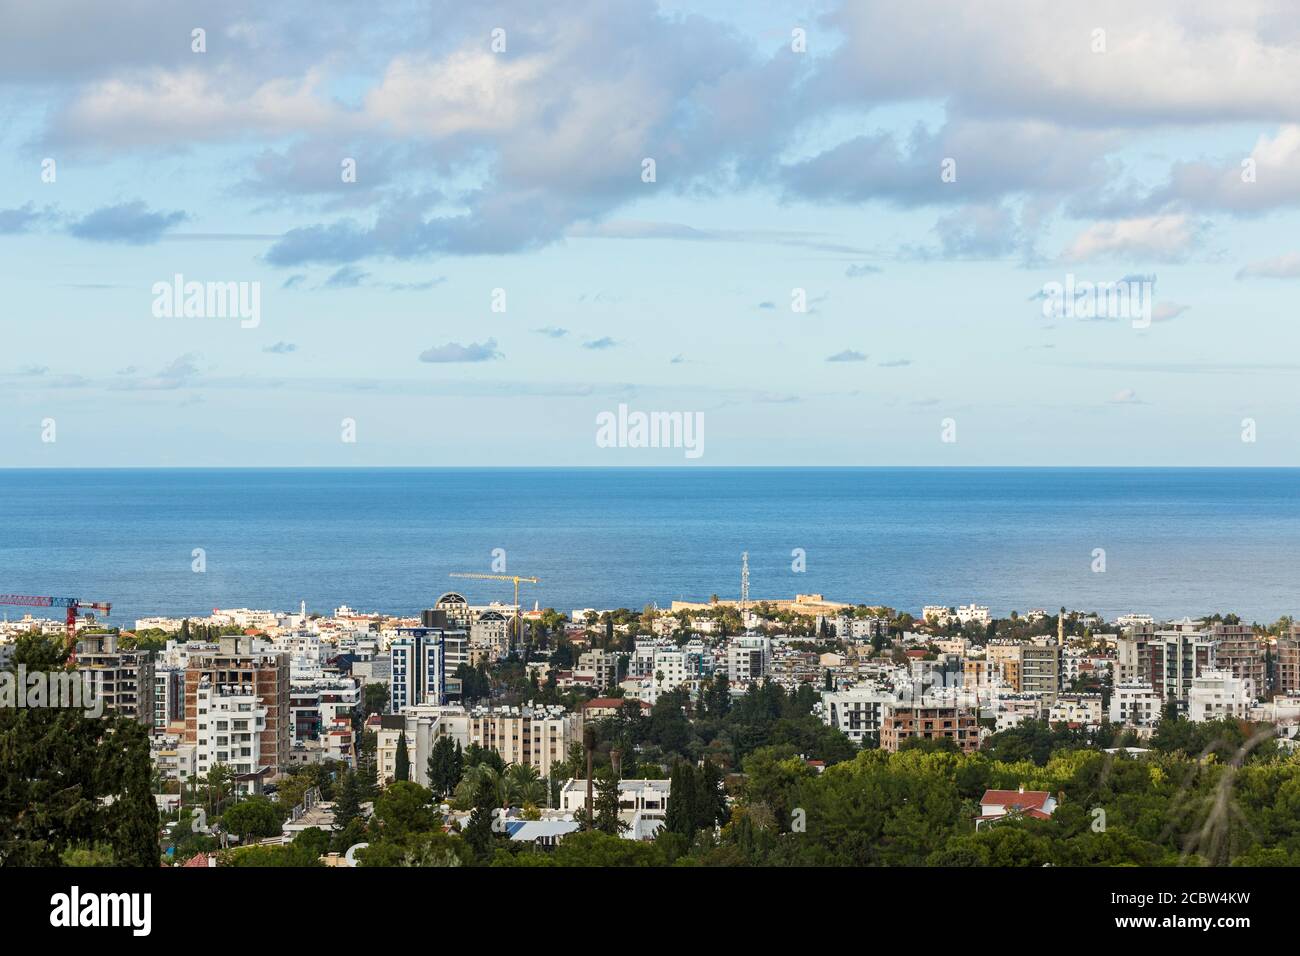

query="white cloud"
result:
[1060,215,1205,263]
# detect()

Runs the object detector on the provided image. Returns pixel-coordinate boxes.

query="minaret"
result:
[1058,609,1065,647]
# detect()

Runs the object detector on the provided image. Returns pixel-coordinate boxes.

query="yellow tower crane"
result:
[448,572,541,645]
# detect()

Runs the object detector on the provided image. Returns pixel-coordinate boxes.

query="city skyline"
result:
[4,1,1300,465]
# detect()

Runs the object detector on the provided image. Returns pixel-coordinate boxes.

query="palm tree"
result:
[503,763,546,808]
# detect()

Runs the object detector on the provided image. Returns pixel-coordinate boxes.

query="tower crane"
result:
[448,572,540,645]
[0,593,112,656]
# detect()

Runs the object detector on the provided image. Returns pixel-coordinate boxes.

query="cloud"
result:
[263,341,297,354]
[111,353,203,390]
[827,349,868,362]
[568,220,867,255]
[282,274,307,290]
[68,200,186,244]
[1059,215,1205,263]
[1109,388,1144,404]
[322,264,371,288]
[582,337,618,350]
[1236,252,1300,279]
[1147,125,1300,215]
[418,338,503,363]
[781,119,1114,209]
[0,203,47,234]
[878,359,912,367]
[811,2,1300,128]
[533,327,568,338]
[1151,302,1188,322]
[845,263,881,278]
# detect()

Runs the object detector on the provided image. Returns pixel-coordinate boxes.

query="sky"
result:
[3,0,1300,466]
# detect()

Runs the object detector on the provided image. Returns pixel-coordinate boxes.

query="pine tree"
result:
[333,770,362,830]
[463,774,499,861]
[394,730,410,782]
[427,736,457,798]
[697,759,728,830]
[593,768,627,835]
[663,761,699,841]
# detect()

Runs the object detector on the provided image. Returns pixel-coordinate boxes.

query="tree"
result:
[427,736,462,799]
[333,770,363,831]
[394,731,411,783]
[0,633,159,866]
[463,774,500,862]
[372,781,436,839]
[221,797,284,843]
[593,768,627,835]
[663,761,700,841]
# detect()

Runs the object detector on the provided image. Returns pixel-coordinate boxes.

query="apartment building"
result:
[1277,630,1300,696]
[1188,670,1251,723]
[879,704,980,753]
[577,648,620,691]
[822,686,893,744]
[75,633,155,725]
[467,705,579,780]
[1109,682,1162,728]
[1048,693,1103,727]
[1020,644,1061,704]
[727,635,772,686]
[1117,620,1214,709]
[390,626,467,711]
[1211,623,1265,698]
[184,636,290,779]
[154,665,185,730]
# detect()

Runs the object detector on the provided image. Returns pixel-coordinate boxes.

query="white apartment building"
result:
[957,604,992,626]
[1188,670,1251,723]
[1048,693,1104,727]
[727,635,772,686]
[577,648,620,691]
[922,606,953,625]
[470,611,512,660]
[194,680,269,781]
[1109,682,1163,728]
[994,692,1046,732]
[375,704,467,787]
[821,686,893,744]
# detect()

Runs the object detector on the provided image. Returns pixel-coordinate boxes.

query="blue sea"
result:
[1,468,1297,626]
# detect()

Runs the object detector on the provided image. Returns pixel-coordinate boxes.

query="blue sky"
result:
[3,0,1300,466]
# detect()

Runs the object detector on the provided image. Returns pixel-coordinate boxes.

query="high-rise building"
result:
[1277,629,1300,696]
[154,665,185,730]
[1020,644,1061,703]
[390,625,466,711]
[184,637,290,780]
[75,633,155,726]
[1210,623,1265,698]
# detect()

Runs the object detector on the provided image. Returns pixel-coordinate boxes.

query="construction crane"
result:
[0,594,112,655]
[448,573,540,645]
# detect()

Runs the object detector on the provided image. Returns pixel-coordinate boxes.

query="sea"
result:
[1,467,1297,626]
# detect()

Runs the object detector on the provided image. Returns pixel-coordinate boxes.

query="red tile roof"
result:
[584,697,648,710]
[980,789,1052,812]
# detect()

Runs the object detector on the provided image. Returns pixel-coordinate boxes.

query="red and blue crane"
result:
[0,593,112,649]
